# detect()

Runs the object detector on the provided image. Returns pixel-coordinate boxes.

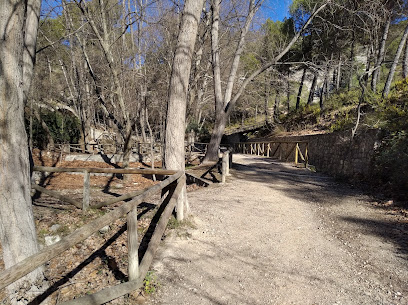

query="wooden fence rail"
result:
[0,170,184,305]
[234,141,309,167]
[32,166,177,210]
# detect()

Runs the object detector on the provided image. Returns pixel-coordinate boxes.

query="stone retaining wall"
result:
[267,129,382,180]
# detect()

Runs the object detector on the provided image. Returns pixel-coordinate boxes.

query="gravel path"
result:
[148,154,408,305]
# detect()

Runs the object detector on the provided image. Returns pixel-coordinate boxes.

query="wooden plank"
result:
[127,207,139,281]
[0,171,183,290]
[82,170,90,210]
[297,144,305,162]
[272,143,281,158]
[31,184,82,209]
[92,189,146,209]
[284,143,297,161]
[33,166,177,175]
[60,175,186,305]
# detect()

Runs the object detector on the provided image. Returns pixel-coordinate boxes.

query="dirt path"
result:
[148,154,408,305]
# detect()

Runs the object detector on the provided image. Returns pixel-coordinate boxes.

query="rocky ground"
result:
[148,154,408,305]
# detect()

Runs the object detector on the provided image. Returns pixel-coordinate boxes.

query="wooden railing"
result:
[32,166,176,210]
[234,141,309,167]
[51,142,163,156]
[0,168,185,304]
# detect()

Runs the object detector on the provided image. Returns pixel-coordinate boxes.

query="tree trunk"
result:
[286,69,290,112]
[402,40,408,79]
[336,54,341,90]
[203,1,328,162]
[164,0,205,217]
[307,72,318,105]
[273,89,280,122]
[383,23,408,98]
[203,0,263,163]
[0,0,46,301]
[33,107,55,150]
[348,31,356,90]
[296,67,307,109]
[372,16,391,92]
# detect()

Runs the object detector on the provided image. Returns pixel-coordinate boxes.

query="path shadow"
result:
[231,155,408,260]
[341,216,408,259]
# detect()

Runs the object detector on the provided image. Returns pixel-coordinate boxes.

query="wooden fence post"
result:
[127,207,139,280]
[305,143,309,166]
[222,151,229,183]
[83,169,90,210]
[176,178,185,221]
[295,143,299,165]
[228,151,232,175]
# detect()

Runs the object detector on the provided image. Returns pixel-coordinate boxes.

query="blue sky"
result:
[261,0,292,21]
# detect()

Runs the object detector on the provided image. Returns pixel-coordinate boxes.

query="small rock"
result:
[45,235,61,246]
[384,200,393,206]
[99,225,110,234]
[50,224,61,232]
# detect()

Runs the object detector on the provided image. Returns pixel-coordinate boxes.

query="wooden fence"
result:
[52,142,163,156]
[32,166,176,210]
[0,168,185,304]
[234,141,309,167]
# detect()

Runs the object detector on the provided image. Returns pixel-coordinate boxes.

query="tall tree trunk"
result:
[348,31,356,90]
[307,72,318,105]
[372,16,391,92]
[383,23,408,98]
[0,0,46,301]
[203,2,328,162]
[286,69,291,112]
[34,107,55,150]
[296,67,307,109]
[273,89,280,122]
[203,0,263,162]
[164,0,205,217]
[402,40,408,79]
[336,54,342,90]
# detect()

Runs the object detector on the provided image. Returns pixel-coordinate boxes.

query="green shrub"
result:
[25,108,81,148]
[374,131,408,193]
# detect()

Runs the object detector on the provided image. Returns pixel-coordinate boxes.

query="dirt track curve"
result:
[148,154,408,305]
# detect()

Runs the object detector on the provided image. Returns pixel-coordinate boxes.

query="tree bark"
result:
[348,31,356,90]
[296,67,307,109]
[0,0,45,301]
[336,54,342,90]
[164,0,205,216]
[383,23,408,98]
[33,107,55,150]
[307,71,318,105]
[402,40,408,79]
[372,16,391,92]
[273,89,280,122]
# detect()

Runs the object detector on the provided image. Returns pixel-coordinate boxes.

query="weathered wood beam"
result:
[31,184,82,209]
[33,165,177,175]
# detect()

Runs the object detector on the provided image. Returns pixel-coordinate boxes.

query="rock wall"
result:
[266,129,383,180]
